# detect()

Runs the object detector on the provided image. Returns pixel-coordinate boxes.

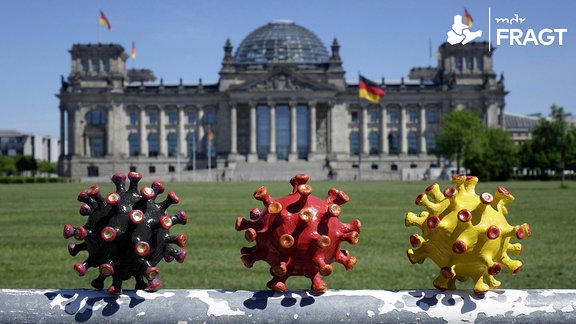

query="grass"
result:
[0,177,574,291]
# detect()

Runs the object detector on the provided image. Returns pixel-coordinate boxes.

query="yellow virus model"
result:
[405,174,531,294]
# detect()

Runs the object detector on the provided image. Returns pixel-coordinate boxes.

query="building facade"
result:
[504,113,539,145]
[58,20,506,181]
[0,130,59,163]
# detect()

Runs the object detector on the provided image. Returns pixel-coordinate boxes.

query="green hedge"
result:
[511,173,576,181]
[0,177,77,184]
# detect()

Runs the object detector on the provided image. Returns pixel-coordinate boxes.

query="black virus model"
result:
[63,172,187,295]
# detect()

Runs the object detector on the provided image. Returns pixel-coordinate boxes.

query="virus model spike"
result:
[235,174,362,293]
[405,174,531,295]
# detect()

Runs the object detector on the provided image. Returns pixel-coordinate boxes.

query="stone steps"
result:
[230,160,329,182]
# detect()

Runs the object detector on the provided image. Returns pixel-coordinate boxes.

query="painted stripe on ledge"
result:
[1,289,576,322]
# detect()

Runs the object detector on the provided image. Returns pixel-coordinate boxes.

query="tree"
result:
[435,109,483,174]
[519,105,575,186]
[465,127,518,181]
[567,128,576,172]
[37,160,58,175]
[14,155,37,176]
[436,109,519,181]
[0,156,17,175]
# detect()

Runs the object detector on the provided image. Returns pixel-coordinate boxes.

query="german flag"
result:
[99,10,112,31]
[359,75,385,103]
[131,42,136,59]
[208,127,214,144]
[464,9,473,28]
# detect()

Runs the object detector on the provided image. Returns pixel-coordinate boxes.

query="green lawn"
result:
[0,177,574,291]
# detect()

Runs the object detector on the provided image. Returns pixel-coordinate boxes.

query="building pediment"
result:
[229,70,336,93]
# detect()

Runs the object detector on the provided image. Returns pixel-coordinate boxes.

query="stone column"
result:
[230,103,238,154]
[498,103,504,128]
[197,108,204,154]
[308,102,317,160]
[72,107,83,157]
[106,105,114,157]
[158,107,166,157]
[400,105,407,155]
[59,106,66,156]
[84,133,89,157]
[248,103,258,162]
[360,106,369,155]
[380,105,388,155]
[178,106,186,156]
[268,103,277,162]
[289,101,298,161]
[139,107,147,157]
[419,104,426,154]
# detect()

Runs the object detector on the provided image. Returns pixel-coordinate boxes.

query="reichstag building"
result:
[57,20,506,181]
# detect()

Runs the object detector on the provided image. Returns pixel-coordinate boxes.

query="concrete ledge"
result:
[1,289,576,323]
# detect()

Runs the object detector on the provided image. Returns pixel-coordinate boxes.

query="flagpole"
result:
[356,73,385,181]
[428,38,432,66]
[131,41,135,70]
[192,137,196,182]
[177,125,181,183]
[208,126,212,181]
[357,71,361,181]
[98,1,103,42]
[98,9,111,43]
[358,151,362,181]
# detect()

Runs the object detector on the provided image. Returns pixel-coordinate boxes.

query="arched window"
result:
[206,111,216,125]
[369,109,379,123]
[88,137,104,157]
[350,109,359,124]
[85,109,106,157]
[92,59,100,72]
[296,105,309,159]
[256,105,270,160]
[148,133,159,157]
[369,131,379,155]
[167,133,177,157]
[389,110,399,124]
[408,131,418,155]
[425,131,437,154]
[466,57,474,69]
[128,111,138,125]
[148,111,157,125]
[85,109,106,125]
[128,133,139,156]
[349,131,359,156]
[455,56,463,70]
[276,105,290,160]
[167,111,178,125]
[476,56,484,70]
[187,111,196,124]
[388,132,399,155]
[427,110,438,123]
[81,59,89,72]
[408,111,418,123]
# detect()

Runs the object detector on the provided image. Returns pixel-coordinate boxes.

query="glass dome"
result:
[234,20,330,66]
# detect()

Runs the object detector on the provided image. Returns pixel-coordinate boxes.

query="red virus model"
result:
[235,174,362,293]
[405,174,531,294]
[63,172,187,295]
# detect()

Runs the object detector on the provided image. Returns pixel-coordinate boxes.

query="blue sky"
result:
[0,0,574,138]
